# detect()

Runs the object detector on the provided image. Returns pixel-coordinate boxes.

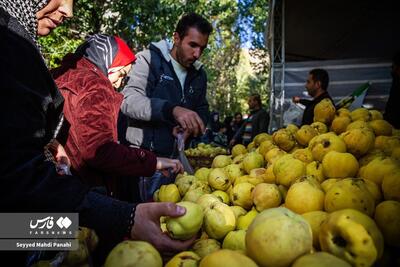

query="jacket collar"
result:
[313,91,331,103]
[150,39,203,71]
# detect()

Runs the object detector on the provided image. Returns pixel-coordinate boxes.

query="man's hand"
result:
[130,202,196,252]
[172,106,205,137]
[156,157,184,174]
[172,126,191,142]
[292,96,301,103]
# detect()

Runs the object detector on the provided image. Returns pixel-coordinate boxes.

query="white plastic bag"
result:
[283,102,304,126]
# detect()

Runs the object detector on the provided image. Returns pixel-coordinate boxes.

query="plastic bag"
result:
[283,102,304,126]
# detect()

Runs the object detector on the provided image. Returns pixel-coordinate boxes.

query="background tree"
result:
[40,0,269,118]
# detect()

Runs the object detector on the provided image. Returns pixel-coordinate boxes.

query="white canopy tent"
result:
[267,0,398,131]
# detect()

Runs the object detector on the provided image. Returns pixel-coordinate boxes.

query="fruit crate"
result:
[186,155,214,170]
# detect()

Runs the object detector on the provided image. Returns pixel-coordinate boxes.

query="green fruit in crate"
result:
[199,249,258,267]
[242,152,264,174]
[224,164,243,183]
[331,115,352,135]
[292,148,314,164]
[319,209,383,266]
[292,252,351,267]
[192,238,221,259]
[258,139,276,156]
[313,98,335,125]
[369,109,383,120]
[358,156,398,186]
[308,132,346,162]
[231,144,247,157]
[232,153,247,165]
[195,167,211,183]
[175,175,197,196]
[165,251,201,267]
[230,205,247,221]
[183,189,205,203]
[301,211,328,249]
[295,125,318,146]
[265,147,286,164]
[322,151,359,178]
[104,241,162,267]
[222,230,246,251]
[188,180,212,194]
[272,129,295,152]
[273,154,306,187]
[76,227,99,253]
[211,190,230,205]
[203,202,236,240]
[254,132,272,146]
[311,121,328,134]
[236,208,258,230]
[252,183,282,212]
[285,123,299,134]
[306,161,325,183]
[324,178,375,216]
[166,201,204,240]
[63,240,89,266]
[248,168,268,183]
[286,176,325,214]
[197,194,221,211]
[159,184,181,203]
[212,155,232,168]
[246,207,313,267]
[208,168,231,191]
[374,200,400,247]
[340,128,375,158]
[350,107,371,122]
[230,182,254,210]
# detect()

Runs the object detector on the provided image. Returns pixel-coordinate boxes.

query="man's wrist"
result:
[163,102,180,122]
[126,207,136,238]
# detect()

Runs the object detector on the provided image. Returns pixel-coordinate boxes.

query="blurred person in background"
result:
[230,94,269,146]
[292,68,333,125]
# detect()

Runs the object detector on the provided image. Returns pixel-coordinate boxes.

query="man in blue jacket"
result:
[121,13,212,198]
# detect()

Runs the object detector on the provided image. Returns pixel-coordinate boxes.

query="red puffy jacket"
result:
[52,55,156,194]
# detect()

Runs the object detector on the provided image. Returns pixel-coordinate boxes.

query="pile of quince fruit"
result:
[105,99,400,267]
[185,143,228,158]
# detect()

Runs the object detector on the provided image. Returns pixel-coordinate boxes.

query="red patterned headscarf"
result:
[76,34,136,76]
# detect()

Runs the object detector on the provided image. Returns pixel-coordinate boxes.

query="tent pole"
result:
[268,0,285,132]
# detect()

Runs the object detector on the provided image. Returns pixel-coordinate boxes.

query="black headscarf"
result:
[75,34,119,75]
[0,0,49,42]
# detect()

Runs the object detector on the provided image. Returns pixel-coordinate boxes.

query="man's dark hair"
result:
[250,93,262,106]
[309,68,329,91]
[175,12,213,38]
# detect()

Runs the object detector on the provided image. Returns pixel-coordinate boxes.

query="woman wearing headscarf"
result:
[52,34,183,201]
[0,1,194,265]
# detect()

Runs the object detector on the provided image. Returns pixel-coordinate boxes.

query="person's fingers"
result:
[147,202,186,219]
[155,233,197,252]
[172,161,183,174]
[177,162,184,173]
[177,117,187,130]
[184,116,196,134]
[194,114,205,134]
